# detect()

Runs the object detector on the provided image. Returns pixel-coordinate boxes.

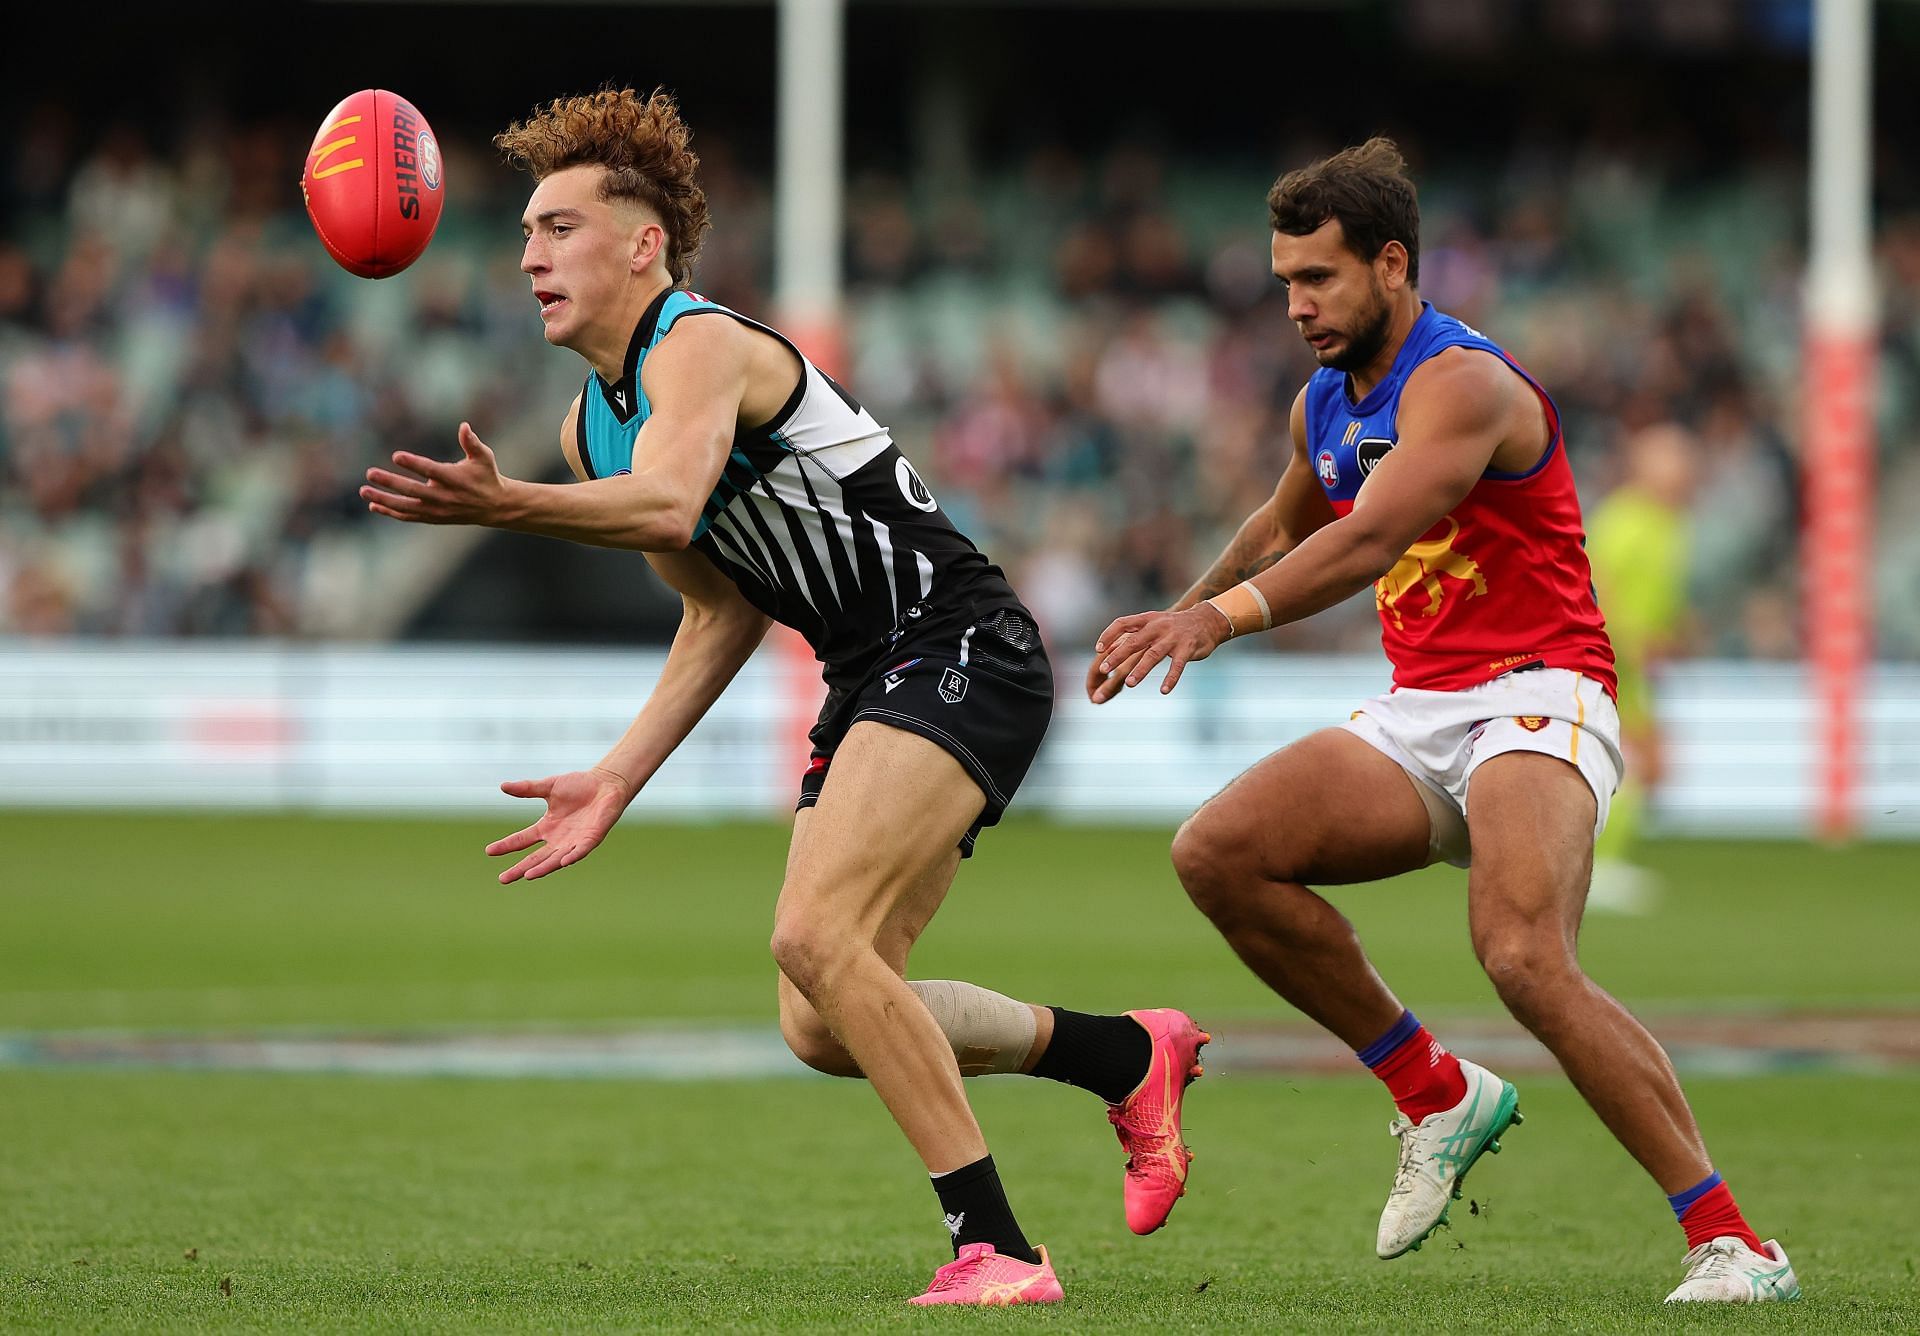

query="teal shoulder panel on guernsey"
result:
[579,381,641,479]
[652,289,716,343]
[578,290,729,480]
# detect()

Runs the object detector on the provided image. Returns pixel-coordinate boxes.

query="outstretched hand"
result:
[485,767,635,884]
[1085,605,1232,702]
[362,422,513,526]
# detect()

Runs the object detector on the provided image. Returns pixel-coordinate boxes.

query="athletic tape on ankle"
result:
[909,980,1038,1076]
[1203,580,1272,638]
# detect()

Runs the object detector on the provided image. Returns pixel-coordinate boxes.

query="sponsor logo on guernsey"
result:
[613,386,629,412]
[1316,449,1339,486]
[1356,437,1395,478]
[896,458,939,512]
[939,668,969,704]
[1342,420,1362,447]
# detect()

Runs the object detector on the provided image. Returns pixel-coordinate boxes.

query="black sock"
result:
[1029,1007,1153,1104]
[930,1155,1038,1263]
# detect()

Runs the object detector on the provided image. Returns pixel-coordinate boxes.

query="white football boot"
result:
[1664,1236,1800,1303]
[1376,1058,1522,1259]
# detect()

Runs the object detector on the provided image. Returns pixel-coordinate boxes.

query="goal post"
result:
[772,0,847,793]
[1805,0,1877,841]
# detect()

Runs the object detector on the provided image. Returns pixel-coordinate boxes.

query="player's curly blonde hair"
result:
[495,87,712,285]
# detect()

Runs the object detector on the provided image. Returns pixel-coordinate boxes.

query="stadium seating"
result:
[5,120,1918,656]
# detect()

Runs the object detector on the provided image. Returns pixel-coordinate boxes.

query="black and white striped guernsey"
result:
[576,288,1024,687]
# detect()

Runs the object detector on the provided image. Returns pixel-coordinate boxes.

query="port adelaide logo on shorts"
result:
[938,668,969,704]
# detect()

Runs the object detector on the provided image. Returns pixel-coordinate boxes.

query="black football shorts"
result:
[798,604,1053,856]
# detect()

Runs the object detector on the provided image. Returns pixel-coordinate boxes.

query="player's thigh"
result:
[776,721,985,942]
[1463,750,1598,957]
[780,807,962,967]
[775,819,960,1049]
[1179,727,1435,886]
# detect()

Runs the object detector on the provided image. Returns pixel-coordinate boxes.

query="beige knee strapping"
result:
[908,979,1038,1076]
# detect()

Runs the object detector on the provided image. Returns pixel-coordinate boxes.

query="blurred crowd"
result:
[5,104,1920,659]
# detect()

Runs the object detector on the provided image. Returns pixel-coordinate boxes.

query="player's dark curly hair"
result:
[495,87,711,285]
[1267,137,1420,285]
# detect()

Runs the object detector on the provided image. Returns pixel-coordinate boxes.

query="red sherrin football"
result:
[300,89,445,279]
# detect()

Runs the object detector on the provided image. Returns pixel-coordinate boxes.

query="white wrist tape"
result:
[1204,580,1273,638]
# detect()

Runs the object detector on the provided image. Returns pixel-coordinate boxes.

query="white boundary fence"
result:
[0,642,1915,837]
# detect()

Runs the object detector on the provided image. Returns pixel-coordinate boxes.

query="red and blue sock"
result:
[1355,1010,1467,1124]
[1668,1171,1764,1253]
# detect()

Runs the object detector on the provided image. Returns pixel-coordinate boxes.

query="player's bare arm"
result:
[360,313,755,551]
[1094,348,1524,696]
[1087,389,1334,702]
[597,545,772,790]
[558,391,588,481]
[1179,389,1336,606]
[488,541,772,885]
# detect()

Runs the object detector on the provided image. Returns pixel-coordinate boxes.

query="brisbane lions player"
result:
[1087,139,1797,1306]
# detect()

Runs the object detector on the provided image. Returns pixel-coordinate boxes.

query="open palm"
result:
[485,769,633,884]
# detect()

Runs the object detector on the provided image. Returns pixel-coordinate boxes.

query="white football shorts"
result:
[1341,667,1622,869]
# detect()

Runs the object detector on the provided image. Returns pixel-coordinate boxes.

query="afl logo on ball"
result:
[1316,449,1339,487]
[1356,437,1395,478]
[896,457,938,512]
[418,130,442,191]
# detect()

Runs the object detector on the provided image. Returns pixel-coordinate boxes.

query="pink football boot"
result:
[908,1243,1064,1306]
[1108,1007,1210,1234]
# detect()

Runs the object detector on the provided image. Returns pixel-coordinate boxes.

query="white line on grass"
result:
[0,1023,1906,1080]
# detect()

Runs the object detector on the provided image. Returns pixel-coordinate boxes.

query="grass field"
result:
[3,812,1917,1331]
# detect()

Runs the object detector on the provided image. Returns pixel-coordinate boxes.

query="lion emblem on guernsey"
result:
[1375,515,1488,629]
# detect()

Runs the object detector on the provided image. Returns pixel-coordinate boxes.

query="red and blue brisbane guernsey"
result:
[1303,302,1616,696]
